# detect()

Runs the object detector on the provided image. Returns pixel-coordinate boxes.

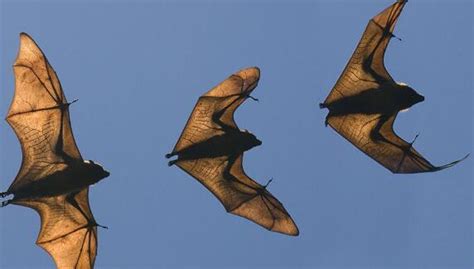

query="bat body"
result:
[0,33,109,269]
[167,67,299,236]
[320,0,468,173]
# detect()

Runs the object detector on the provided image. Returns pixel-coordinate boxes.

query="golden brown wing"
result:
[171,67,260,153]
[13,188,98,269]
[327,113,469,173]
[176,154,299,236]
[6,33,82,192]
[323,0,406,105]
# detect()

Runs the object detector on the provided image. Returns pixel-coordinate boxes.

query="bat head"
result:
[241,129,262,150]
[83,160,110,183]
[396,82,425,109]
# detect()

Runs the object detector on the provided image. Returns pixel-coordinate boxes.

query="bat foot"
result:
[165,152,175,159]
[0,199,11,207]
[319,103,326,109]
[0,192,9,198]
[168,160,177,166]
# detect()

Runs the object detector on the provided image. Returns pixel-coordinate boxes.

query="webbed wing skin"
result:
[323,0,405,106]
[328,113,468,173]
[321,1,467,173]
[13,189,98,269]
[171,67,299,235]
[172,67,260,152]
[7,33,82,192]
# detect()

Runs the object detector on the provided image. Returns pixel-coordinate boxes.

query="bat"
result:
[0,33,110,268]
[320,0,468,173]
[166,67,299,236]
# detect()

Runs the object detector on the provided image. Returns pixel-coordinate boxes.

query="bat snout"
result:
[102,170,110,178]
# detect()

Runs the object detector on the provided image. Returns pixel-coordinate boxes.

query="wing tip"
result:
[235,66,260,83]
[434,153,470,172]
[15,32,44,66]
[203,66,261,98]
[273,219,300,236]
[372,0,407,27]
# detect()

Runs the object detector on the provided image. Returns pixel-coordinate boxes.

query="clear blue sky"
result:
[0,0,472,268]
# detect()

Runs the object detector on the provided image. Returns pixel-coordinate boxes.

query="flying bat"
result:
[0,33,110,268]
[320,0,468,173]
[166,67,299,236]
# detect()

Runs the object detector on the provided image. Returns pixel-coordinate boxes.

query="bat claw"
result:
[263,178,273,189]
[96,223,108,229]
[165,152,174,159]
[247,95,259,102]
[409,133,419,146]
[0,192,8,198]
[390,32,402,41]
[319,103,327,109]
[168,160,177,166]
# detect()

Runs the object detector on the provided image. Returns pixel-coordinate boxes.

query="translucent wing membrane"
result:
[14,189,97,269]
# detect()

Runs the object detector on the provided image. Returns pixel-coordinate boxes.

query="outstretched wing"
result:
[172,67,260,153]
[176,152,299,236]
[12,188,98,269]
[323,0,406,105]
[327,113,468,173]
[171,67,299,235]
[6,33,82,193]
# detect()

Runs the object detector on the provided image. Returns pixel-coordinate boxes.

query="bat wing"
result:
[6,33,82,193]
[172,67,260,153]
[177,154,299,236]
[323,0,406,105]
[328,113,469,173]
[13,188,98,269]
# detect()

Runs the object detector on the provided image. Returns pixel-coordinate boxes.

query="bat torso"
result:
[323,82,424,118]
[10,160,109,201]
[173,130,261,162]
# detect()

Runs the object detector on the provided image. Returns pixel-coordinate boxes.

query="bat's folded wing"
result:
[328,113,467,173]
[13,188,98,269]
[6,33,82,192]
[177,155,299,236]
[324,0,406,105]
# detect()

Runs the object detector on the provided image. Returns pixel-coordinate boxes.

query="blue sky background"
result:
[0,0,472,268]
